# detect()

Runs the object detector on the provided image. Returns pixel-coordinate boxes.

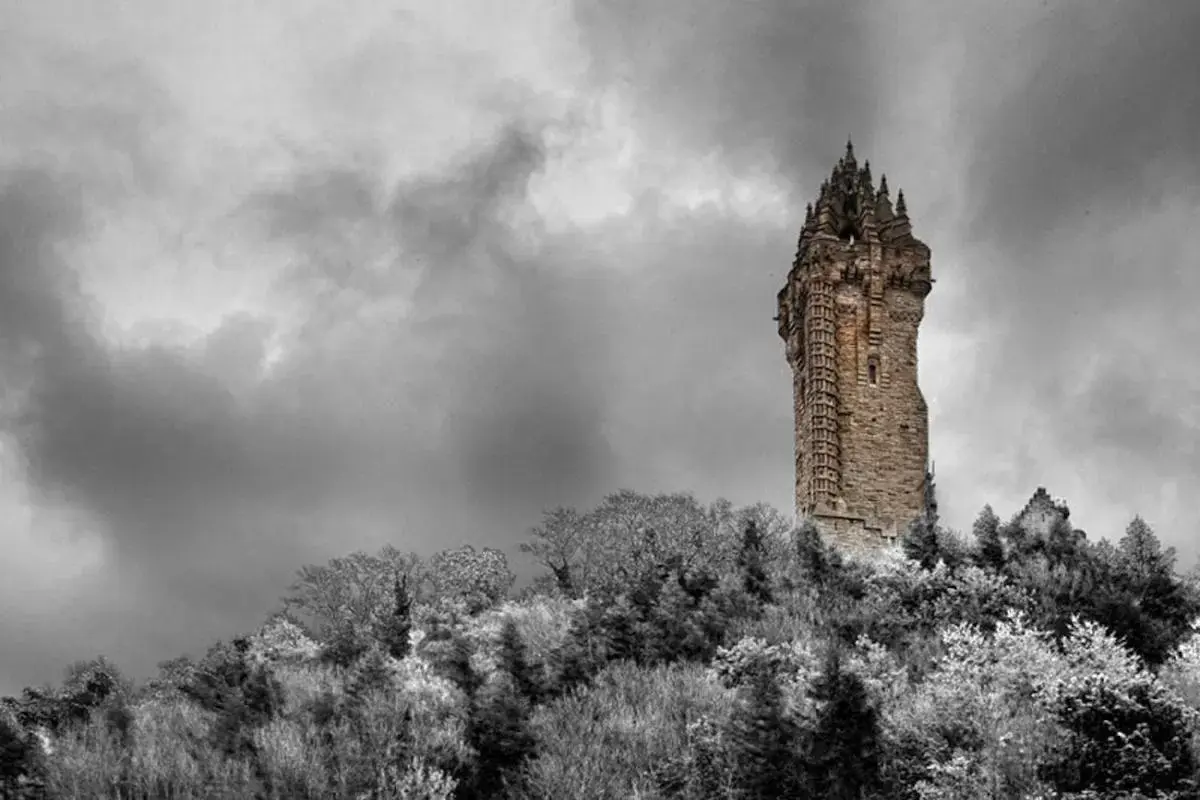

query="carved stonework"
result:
[778,139,933,554]
[888,309,922,324]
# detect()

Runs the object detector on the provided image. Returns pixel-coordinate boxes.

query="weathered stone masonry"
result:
[777,141,935,554]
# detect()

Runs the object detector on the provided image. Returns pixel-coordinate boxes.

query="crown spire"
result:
[874,174,894,224]
[794,144,925,252]
[858,160,874,198]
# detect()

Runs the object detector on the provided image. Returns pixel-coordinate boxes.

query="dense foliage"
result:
[3,489,1200,799]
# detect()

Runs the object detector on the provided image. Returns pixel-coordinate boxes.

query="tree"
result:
[464,622,542,799]
[793,519,834,587]
[1089,517,1200,666]
[521,491,744,601]
[972,505,1005,572]
[0,713,33,799]
[282,546,420,640]
[548,612,602,698]
[519,507,587,598]
[1041,674,1197,797]
[738,517,774,606]
[804,648,882,799]
[435,635,481,700]
[424,545,514,614]
[461,679,537,800]
[344,647,393,724]
[181,636,285,769]
[1118,516,1176,583]
[903,516,942,570]
[377,573,414,661]
[498,618,542,705]
[320,622,371,669]
[727,665,804,799]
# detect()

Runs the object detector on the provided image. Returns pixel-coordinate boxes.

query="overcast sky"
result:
[2,0,1198,695]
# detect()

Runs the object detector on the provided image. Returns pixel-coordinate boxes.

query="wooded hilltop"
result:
[3,489,1199,799]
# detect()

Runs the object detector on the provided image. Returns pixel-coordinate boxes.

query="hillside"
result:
[3,489,1199,799]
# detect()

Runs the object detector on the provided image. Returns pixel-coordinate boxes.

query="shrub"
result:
[524,661,734,800]
[425,545,516,614]
[708,636,813,690]
[1041,674,1198,797]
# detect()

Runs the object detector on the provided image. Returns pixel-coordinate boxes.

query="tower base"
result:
[798,506,905,558]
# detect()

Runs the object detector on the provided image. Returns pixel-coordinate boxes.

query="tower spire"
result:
[890,189,912,240]
[842,137,857,173]
[874,174,894,225]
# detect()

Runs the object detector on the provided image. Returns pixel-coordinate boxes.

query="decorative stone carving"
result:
[777,140,934,555]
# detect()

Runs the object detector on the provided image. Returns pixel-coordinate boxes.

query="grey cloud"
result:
[6,0,1200,698]
[573,0,889,183]
[0,118,622,695]
[0,32,176,200]
[256,121,619,521]
[0,170,89,358]
[924,0,1200,562]
[960,2,1200,250]
[594,208,795,503]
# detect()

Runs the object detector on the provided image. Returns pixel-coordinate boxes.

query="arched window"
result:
[868,359,878,386]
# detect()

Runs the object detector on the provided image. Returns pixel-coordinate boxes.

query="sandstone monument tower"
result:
[776,141,935,553]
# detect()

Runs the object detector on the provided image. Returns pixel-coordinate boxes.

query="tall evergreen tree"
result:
[344,647,391,716]
[437,635,482,700]
[805,649,882,800]
[461,680,537,800]
[1118,516,1175,585]
[728,666,804,799]
[498,618,542,705]
[549,610,601,698]
[1089,516,1200,666]
[377,573,413,661]
[738,518,774,605]
[902,516,941,570]
[793,520,832,587]
[0,715,31,799]
[972,504,1005,571]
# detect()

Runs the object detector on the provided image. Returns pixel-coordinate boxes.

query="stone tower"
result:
[776,140,934,553]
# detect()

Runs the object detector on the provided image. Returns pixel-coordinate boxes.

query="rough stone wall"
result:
[835,257,929,535]
[779,143,933,555]
[1017,487,1071,537]
[784,247,930,552]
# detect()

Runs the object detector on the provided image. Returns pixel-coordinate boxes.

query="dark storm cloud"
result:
[7,0,1200,700]
[573,0,889,183]
[592,207,795,502]
[0,115,619,695]
[11,119,620,568]
[0,170,89,358]
[928,0,1200,556]
[253,121,619,517]
[961,2,1200,248]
